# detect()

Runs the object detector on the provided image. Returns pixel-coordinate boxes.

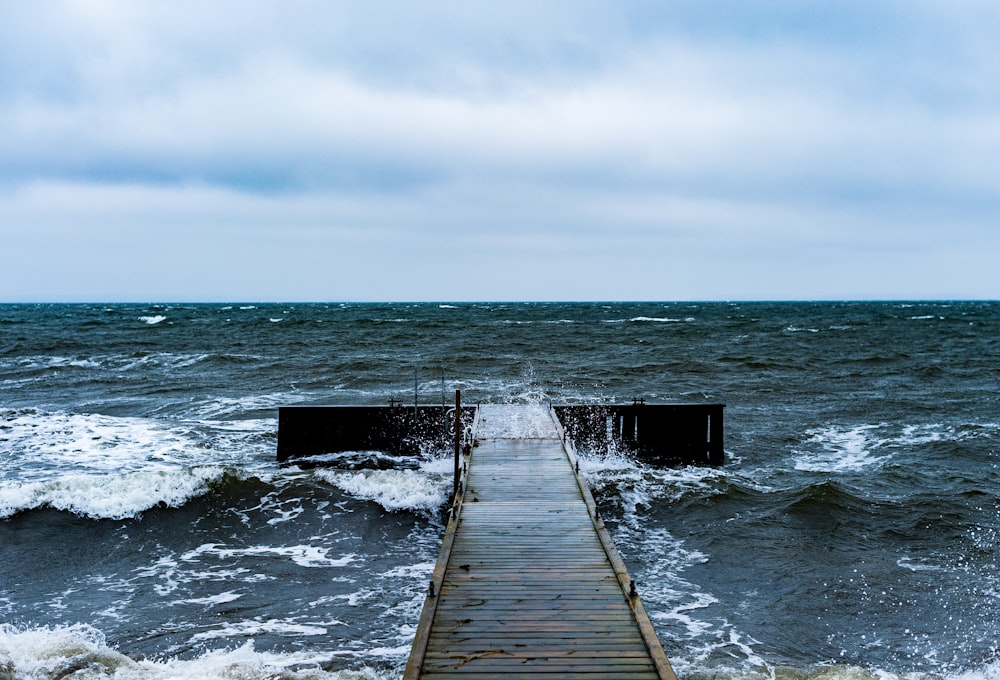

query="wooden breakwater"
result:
[277,401,723,466]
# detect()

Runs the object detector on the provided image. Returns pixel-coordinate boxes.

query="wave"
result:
[5,623,996,680]
[792,422,1000,473]
[0,352,263,380]
[0,408,227,485]
[577,447,1000,671]
[289,449,414,470]
[673,660,1000,680]
[0,466,238,520]
[0,407,282,483]
[603,316,696,323]
[571,451,1000,680]
[793,424,891,472]
[0,623,392,680]
[578,448,745,511]
[138,315,167,325]
[180,542,358,569]
[188,392,289,418]
[314,456,454,513]
[777,479,876,517]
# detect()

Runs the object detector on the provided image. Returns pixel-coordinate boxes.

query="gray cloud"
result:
[1,1,998,300]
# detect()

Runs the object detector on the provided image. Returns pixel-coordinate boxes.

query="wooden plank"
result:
[419,675,659,680]
[426,634,648,643]
[423,661,658,669]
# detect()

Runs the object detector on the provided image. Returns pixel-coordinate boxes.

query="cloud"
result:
[3,5,998,203]
[1,1,999,300]
[6,45,998,204]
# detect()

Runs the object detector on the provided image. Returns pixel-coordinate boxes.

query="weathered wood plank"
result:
[420,675,659,680]
[426,634,649,643]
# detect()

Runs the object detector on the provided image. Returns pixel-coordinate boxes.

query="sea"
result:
[1,301,998,680]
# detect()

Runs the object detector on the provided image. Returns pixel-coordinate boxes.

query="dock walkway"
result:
[404,404,676,679]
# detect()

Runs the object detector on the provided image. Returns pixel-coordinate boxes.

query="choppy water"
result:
[1,302,999,679]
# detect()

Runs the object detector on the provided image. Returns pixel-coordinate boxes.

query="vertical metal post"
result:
[453,389,461,499]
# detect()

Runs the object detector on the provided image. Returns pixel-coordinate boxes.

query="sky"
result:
[1,1,998,302]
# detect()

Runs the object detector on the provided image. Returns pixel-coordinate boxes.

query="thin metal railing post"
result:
[453,389,461,498]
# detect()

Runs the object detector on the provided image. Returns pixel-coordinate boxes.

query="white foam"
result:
[577,452,781,672]
[381,562,436,579]
[897,557,948,572]
[188,618,337,643]
[199,415,279,431]
[793,424,890,472]
[28,355,101,369]
[178,591,245,606]
[475,403,559,439]
[191,392,290,417]
[602,316,695,324]
[132,552,277,597]
[794,422,1000,474]
[0,623,392,679]
[580,451,733,507]
[949,661,1000,680]
[1,407,281,492]
[139,315,166,325]
[180,543,358,569]
[898,422,999,446]
[289,450,400,469]
[611,517,764,673]
[0,409,204,480]
[0,466,230,519]
[899,423,950,446]
[649,590,719,637]
[316,466,449,513]
[266,500,305,525]
[324,590,379,607]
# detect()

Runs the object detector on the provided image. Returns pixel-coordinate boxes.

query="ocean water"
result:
[1,301,999,680]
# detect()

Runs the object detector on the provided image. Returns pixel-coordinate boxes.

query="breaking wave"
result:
[0,623,393,680]
[314,456,453,513]
[0,466,237,520]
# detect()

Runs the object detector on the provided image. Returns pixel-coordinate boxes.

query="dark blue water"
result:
[2,302,998,679]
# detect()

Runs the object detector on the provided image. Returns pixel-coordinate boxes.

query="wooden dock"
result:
[404,404,676,679]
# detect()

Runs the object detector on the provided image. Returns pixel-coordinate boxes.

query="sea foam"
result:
[793,424,891,472]
[0,623,392,679]
[0,466,230,520]
[316,466,450,513]
[0,409,202,479]
[180,543,357,569]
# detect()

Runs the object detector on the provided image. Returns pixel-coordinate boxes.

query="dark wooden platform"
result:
[404,404,676,679]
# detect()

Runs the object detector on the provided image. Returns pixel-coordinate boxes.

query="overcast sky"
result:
[1,1,998,302]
